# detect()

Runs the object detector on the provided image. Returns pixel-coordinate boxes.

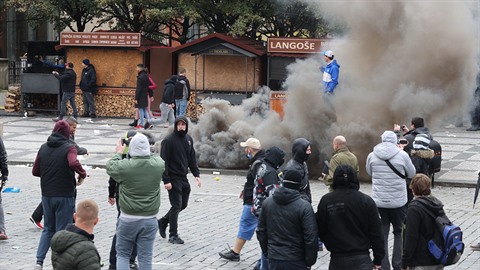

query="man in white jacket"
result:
[366,130,415,270]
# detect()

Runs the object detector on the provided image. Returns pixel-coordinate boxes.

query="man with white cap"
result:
[219,138,265,262]
[366,131,416,270]
[106,133,165,270]
[320,50,340,113]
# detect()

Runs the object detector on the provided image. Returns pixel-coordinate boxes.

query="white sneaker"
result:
[34,264,43,270]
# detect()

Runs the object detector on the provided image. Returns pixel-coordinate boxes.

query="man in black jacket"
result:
[53,62,77,121]
[257,170,318,270]
[219,138,265,262]
[144,75,176,129]
[157,116,201,244]
[135,64,150,128]
[316,165,384,270]
[79,59,97,118]
[0,137,9,240]
[283,138,312,202]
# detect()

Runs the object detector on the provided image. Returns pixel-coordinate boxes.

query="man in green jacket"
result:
[323,135,359,191]
[106,133,165,270]
[51,199,101,270]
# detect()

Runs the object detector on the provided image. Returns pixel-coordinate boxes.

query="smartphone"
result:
[399,139,408,145]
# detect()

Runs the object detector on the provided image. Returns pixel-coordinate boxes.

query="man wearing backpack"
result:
[402,174,447,270]
[174,68,191,117]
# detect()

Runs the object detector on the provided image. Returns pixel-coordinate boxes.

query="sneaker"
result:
[0,232,7,240]
[158,219,167,238]
[129,262,139,270]
[34,263,43,270]
[219,249,240,261]
[168,235,184,244]
[52,117,62,122]
[29,216,44,229]
[467,126,480,131]
[471,243,480,251]
[144,122,153,129]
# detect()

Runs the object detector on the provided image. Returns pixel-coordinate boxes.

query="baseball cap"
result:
[240,138,261,149]
[323,50,334,57]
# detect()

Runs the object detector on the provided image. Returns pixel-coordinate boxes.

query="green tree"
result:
[8,0,101,32]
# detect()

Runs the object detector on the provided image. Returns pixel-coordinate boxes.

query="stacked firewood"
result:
[186,91,203,120]
[4,86,21,112]
[72,93,136,117]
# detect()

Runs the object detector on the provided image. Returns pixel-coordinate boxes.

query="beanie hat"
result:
[53,120,70,139]
[82,59,90,65]
[331,165,359,190]
[381,130,397,144]
[128,134,150,157]
[282,170,303,190]
[413,134,431,150]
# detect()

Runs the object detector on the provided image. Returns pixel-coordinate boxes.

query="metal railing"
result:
[8,61,22,85]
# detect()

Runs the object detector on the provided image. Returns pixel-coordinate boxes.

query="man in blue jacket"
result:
[321,50,340,113]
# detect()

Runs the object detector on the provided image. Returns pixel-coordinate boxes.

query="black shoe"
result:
[219,249,240,261]
[168,235,184,244]
[158,219,167,238]
[467,126,480,131]
[144,121,153,129]
[81,113,89,117]
[129,262,138,270]
[90,114,97,118]
[128,119,138,127]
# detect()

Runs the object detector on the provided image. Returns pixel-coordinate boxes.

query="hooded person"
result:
[143,75,177,129]
[157,116,201,245]
[366,131,416,270]
[257,169,318,269]
[410,134,434,176]
[106,133,165,269]
[32,120,87,269]
[316,165,385,270]
[283,138,312,202]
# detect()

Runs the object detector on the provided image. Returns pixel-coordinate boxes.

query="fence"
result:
[8,61,22,85]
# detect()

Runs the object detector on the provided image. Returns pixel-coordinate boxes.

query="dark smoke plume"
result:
[189,0,479,177]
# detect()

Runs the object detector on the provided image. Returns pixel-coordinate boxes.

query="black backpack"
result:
[411,198,464,266]
[174,79,185,97]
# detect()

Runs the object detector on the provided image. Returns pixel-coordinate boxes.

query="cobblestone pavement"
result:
[0,116,478,269]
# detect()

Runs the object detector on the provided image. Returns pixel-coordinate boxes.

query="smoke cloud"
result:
[189,0,479,177]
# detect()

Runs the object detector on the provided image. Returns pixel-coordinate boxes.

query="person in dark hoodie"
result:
[257,170,318,270]
[252,146,285,270]
[219,137,266,262]
[144,75,177,129]
[51,199,101,270]
[157,116,201,244]
[79,59,97,118]
[33,120,87,269]
[283,138,312,202]
[53,62,78,121]
[401,174,445,270]
[316,165,385,270]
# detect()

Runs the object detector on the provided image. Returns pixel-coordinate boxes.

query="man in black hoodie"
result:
[157,116,201,244]
[53,62,78,121]
[257,170,318,270]
[283,138,312,202]
[316,165,384,270]
[219,138,266,262]
[79,59,97,118]
[144,75,176,129]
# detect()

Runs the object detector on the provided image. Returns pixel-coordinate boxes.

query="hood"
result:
[128,133,150,157]
[265,146,285,169]
[251,149,266,164]
[381,131,398,144]
[174,116,189,135]
[291,138,310,163]
[411,149,435,159]
[414,195,444,216]
[53,120,71,139]
[165,75,177,86]
[272,186,301,205]
[373,142,401,160]
[51,224,93,254]
[331,164,359,190]
[327,59,340,68]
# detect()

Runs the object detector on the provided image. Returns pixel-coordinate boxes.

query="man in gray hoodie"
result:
[366,130,416,270]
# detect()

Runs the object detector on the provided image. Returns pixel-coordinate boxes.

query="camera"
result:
[122,138,130,146]
[399,138,408,145]
[401,125,407,130]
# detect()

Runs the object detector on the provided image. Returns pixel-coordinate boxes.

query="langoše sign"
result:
[267,38,329,54]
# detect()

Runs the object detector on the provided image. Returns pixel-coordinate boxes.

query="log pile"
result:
[72,93,136,117]
[4,86,21,112]
[186,91,203,120]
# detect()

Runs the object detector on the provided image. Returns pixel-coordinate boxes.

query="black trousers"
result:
[329,254,372,270]
[268,259,308,270]
[159,178,191,237]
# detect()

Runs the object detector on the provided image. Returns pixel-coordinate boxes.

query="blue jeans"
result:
[175,99,187,116]
[60,92,77,118]
[36,196,75,264]
[261,253,269,270]
[82,91,96,115]
[0,191,4,233]
[116,217,158,270]
[237,204,258,240]
[379,206,407,270]
[137,107,150,126]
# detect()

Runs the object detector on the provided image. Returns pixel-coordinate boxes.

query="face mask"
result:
[305,154,310,161]
[246,153,253,160]
[177,130,187,136]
